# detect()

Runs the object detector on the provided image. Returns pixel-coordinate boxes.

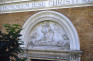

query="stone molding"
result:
[19,49,82,61]
[0,0,93,14]
[20,10,82,61]
[21,11,80,50]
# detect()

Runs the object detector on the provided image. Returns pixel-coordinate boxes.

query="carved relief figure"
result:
[28,21,70,50]
[53,24,70,49]
[41,22,54,42]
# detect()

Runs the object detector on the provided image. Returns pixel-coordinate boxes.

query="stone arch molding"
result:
[21,11,80,50]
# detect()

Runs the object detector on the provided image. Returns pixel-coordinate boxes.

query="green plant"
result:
[0,24,24,61]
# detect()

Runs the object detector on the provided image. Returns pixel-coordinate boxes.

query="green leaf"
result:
[0,24,24,61]
[3,24,10,27]
[13,24,20,27]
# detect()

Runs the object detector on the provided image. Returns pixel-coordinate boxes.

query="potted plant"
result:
[0,24,24,61]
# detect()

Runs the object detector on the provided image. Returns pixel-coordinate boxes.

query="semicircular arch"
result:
[21,11,80,50]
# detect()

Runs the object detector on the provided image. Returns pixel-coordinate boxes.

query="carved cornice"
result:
[0,0,93,14]
[19,48,83,61]
[0,0,47,4]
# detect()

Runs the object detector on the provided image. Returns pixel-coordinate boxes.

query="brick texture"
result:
[0,6,93,61]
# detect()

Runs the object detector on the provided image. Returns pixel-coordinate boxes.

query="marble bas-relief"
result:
[19,11,82,61]
[28,21,70,50]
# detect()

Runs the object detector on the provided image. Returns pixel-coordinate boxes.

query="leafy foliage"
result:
[0,24,24,61]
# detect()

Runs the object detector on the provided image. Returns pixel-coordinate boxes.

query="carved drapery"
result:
[27,21,70,50]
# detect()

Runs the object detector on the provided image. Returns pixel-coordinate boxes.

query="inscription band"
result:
[0,0,93,14]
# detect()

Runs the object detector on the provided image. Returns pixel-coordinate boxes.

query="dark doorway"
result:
[31,59,54,61]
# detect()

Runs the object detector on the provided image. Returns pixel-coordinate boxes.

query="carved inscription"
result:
[0,0,92,12]
[28,21,70,50]
[0,1,45,11]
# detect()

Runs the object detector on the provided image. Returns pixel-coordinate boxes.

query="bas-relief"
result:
[17,11,83,61]
[28,21,70,50]
[18,11,82,61]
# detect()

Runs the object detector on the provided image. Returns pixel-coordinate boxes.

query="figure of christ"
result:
[41,22,54,42]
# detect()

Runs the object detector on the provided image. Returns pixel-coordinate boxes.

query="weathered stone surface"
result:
[28,21,70,50]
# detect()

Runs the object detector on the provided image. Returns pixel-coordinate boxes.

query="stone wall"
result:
[0,6,93,61]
